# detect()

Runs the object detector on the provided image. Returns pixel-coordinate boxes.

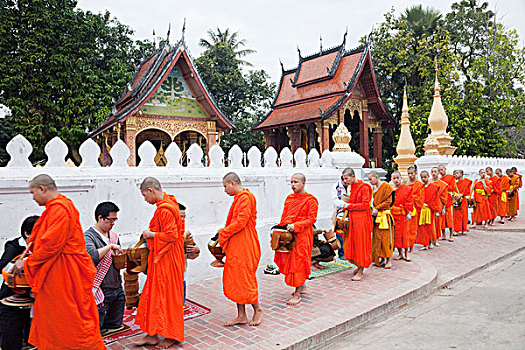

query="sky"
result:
[77,0,525,83]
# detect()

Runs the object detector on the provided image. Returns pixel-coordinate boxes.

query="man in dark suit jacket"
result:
[0,215,39,350]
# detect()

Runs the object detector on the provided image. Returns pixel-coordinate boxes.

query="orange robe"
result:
[392,184,414,249]
[453,178,472,233]
[498,175,510,217]
[433,180,448,240]
[371,182,395,264]
[136,193,185,341]
[24,194,104,350]
[343,181,373,268]
[416,183,440,247]
[440,174,455,230]
[407,181,424,248]
[488,176,501,220]
[274,192,318,287]
[472,179,492,223]
[508,175,520,217]
[219,189,260,305]
[517,174,522,211]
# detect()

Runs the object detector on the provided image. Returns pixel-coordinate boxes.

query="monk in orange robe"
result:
[391,171,414,262]
[406,166,424,252]
[368,171,395,269]
[341,167,373,281]
[511,167,522,213]
[453,170,472,235]
[134,177,185,348]
[507,169,520,220]
[430,167,447,245]
[12,174,105,350]
[486,167,500,225]
[496,168,510,223]
[438,165,455,239]
[274,173,318,305]
[219,172,263,326]
[470,169,493,228]
[417,171,441,250]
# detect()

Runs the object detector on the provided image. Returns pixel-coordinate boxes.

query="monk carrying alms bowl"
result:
[270,225,296,252]
[208,233,225,267]
[1,249,34,307]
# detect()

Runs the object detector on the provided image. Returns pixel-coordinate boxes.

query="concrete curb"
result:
[286,258,438,350]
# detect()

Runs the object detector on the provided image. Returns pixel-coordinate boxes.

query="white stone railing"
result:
[0,135,354,283]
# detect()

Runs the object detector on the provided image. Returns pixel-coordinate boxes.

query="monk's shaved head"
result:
[292,173,306,183]
[30,174,57,190]
[223,172,242,185]
[421,170,429,176]
[140,177,162,191]
[368,170,379,178]
[407,166,417,172]
[392,171,401,177]
[342,167,355,176]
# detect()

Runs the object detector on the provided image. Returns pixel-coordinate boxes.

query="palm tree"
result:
[400,5,442,39]
[199,27,256,66]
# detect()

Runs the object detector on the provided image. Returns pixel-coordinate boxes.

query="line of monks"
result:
[9,165,521,349]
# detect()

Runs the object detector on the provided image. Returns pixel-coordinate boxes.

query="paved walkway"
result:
[109,217,525,350]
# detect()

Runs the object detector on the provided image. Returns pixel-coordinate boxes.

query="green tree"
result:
[196,29,275,152]
[0,0,153,164]
[199,27,256,66]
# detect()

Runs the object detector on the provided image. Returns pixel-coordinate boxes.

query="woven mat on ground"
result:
[103,299,211,344]
[309,257,356,279]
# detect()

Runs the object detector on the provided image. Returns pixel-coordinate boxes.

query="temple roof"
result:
[253,37,394,131]
[90,39,232,137]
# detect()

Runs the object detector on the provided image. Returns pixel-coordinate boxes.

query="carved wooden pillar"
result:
[125,118,137,166]
[373,126,383,168]
[287,126,301,153]
[360,104,370,167]
[206,121,217,159]
[321,121,330,152]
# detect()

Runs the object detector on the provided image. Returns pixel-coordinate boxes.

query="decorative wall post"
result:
[322,121,330,152]
[360,102,370,167]
[373,126,383,168]
[206,121,217,161]
[125,118,137,166]
[394,87,418,179]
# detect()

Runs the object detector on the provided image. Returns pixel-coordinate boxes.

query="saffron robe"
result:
[274,192,318,287]
[343,181,373,268]
[407,181,424,248]
[508,175,520,217]
[416,183,441,247]
[24,194,105,350]
[219,189,261,305]
[392,185,414,249]
[433,180,448,240]
[453,178,472,233]
[136,193,185,341]
[488,176,501,220]
[517,173,522,211]
[440,174,455,229]
[472,179,492,223]
[371,182,395,264]
[498,175,511,217]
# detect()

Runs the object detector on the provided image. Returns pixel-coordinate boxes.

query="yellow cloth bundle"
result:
[501,191,508,203]
[475,189,486,196]
[375,210,392,229]
[419,204,432,225]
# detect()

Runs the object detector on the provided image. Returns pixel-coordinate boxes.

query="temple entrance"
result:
[344,109,360,152]
[135,129,171,166]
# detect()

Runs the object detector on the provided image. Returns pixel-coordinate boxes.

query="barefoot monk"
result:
[274,173,318,305]
[417,171,441,251]
[219,172,263,326]
[12,174,105,349]
[391,172,414,262]
[134,177,185,349]
[453,170,472,235]
[406,166,424,251]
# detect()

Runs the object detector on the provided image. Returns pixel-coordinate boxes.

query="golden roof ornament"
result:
[332,123,352,152]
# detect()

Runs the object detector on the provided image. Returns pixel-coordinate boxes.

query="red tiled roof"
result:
[295,51,338,85]
[275,53,362,107]
[256,96,342,129]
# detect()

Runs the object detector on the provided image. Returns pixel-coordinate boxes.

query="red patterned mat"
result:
[103,299,211,344]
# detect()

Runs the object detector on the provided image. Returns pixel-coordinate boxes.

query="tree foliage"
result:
[369,1,525,160]
[195,30,275,152]
[0,0,153,164]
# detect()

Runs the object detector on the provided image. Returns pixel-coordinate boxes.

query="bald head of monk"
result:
[29,174,59,206]
[431,167,440,181]
[223,172,243,197]
[454,169,464,180]
[291,173,306,194]
[367,170,380,187]
[495,168,503,177]
[438,165,447,176]
[342,167,357,185]
[485,167,494,177]
[140,177,164,204]
[407,166,418,183]
[391,171,402,188]
[420,170,430,185]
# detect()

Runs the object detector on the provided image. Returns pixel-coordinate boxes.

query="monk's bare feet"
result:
[155,338,177,349]
[394,254,403,260]
[404,255,412,262]
[352,268,359,275]
[384,260,392,269]
[419,246,428,251]
[434,241,440,247]
[249,308,263,326]
[311,263,320,271]
[287,293,301,306]
[133,334,159,346]
[225,315,248,326]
